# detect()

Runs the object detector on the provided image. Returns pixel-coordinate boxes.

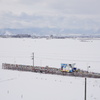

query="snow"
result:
[0,38,100,100]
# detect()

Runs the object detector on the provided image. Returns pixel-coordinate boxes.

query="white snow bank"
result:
[0,38,100,100]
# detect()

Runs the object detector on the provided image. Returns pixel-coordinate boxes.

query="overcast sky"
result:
[0,0,100,31]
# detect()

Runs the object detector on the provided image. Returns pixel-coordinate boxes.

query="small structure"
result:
[61,63,76,72]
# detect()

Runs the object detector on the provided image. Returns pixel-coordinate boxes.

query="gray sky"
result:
[0,0,100,31]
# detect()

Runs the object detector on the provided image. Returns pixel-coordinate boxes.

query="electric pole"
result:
[85,78,87,100]
[32,52,34,67]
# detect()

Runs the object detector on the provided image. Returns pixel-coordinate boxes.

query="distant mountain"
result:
[0,28,100,36]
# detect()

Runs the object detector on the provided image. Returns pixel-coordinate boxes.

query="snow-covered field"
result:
[0,38,100,100]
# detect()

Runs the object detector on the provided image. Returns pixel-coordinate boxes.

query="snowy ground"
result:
[0,38,100,100]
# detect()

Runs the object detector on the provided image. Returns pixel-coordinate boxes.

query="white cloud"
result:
[0,0,100,15]
[0,12,100,31]
[0,0,100,30]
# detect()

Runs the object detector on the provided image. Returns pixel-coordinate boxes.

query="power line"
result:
[35,56,100,63]
[0,55,100,63]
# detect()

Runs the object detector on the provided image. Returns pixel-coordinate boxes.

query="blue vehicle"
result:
[61,63,77,73]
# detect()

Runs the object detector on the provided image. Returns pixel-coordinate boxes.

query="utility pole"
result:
[87,66,90,73]
[32,52,34,67]
[84,78,87,100]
